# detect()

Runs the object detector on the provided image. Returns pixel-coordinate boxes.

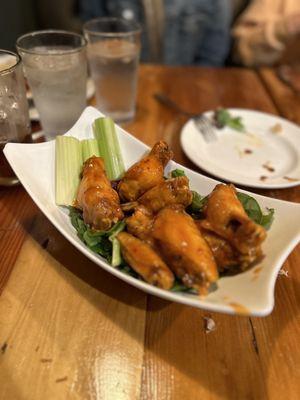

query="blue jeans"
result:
[79,0,232,66]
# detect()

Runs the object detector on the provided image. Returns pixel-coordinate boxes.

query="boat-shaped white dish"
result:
[4,107,300,316]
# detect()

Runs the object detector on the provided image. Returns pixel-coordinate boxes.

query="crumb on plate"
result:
[270,123,282,134]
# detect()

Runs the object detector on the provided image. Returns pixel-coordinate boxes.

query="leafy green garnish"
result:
[186,191,208,218]
[260,208,275,230]
[237,192,274,229]
[214,108,245,132]
[171,280,198,294]
[171,169,186,178]
[69,207,125,263]
[108,220,126,267]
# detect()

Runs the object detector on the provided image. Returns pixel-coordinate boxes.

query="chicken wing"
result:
[76,156,123,230]
[199,227,262,272]
[118,141,173,201]
[126,205,154,243]
[152,207,218,294]
[138,176,193,213]
[200,228,239,272]
[201,184,266,256]
[117,231,174,290]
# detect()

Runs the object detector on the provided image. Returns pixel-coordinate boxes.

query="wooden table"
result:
[1,66,300,400]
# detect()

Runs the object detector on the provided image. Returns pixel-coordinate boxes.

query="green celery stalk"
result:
[81,138,100,162]
[109,221,126,267]
[93,117,125,180]
[110,238,122,267]
[55,136,83,206]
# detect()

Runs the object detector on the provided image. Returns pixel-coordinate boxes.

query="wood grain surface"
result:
[1,65,300,400]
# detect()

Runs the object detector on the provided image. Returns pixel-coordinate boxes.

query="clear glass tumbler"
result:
[0,49,31,186]
[83,18,141,123]
[17,30,87,140]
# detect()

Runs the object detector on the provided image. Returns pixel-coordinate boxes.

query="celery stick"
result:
[110,238,122,267]
[109,220,126,267]
[81,138,100,162]
[55,136,82,206]
[93,117,125,180]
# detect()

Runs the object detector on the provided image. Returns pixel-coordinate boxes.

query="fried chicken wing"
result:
[118,141,173,202]
[117,232,174,289]
[138,176,193,213]
[201,184,266,256]
[200,228,239,272]
[152,207,218,294]
[199,227,262,272]
[126,205,154,243]
[76,156,123,230]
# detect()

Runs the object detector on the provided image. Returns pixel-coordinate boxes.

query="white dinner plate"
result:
[28,78,95,121]
[4,107,300,316]
[181,109,300,189]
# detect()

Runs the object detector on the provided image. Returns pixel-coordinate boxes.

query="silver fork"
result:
[153,93,217,142]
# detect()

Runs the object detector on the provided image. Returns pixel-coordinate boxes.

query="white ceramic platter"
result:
[181,109,300,189]
[4,107,300,316]
[28,78,95,121]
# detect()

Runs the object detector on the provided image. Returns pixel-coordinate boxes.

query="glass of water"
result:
[17,30,87,140]
[0,49,31,186]
[83,18,141,123]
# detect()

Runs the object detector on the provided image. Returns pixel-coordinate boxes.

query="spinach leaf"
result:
[69,207,87,239]
[227,116,245,132]
[171,169,186,178]
[260,208,275,230]
[171,280,198,294]
[237,192,274,229]
[186,191,208,218]
[214,108,245,132]
[68,207,125,264]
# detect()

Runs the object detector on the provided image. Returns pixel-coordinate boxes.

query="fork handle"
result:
[153,93,194,118]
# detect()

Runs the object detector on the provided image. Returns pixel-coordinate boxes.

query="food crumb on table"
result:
[203,316,216,333]
[278,268,289,277]
[1,342,7,354]
[55,376,68,383]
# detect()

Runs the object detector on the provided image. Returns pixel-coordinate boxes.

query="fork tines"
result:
[193,115,218,143]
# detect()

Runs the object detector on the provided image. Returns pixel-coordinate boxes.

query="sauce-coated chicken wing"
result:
[126,205,154,243]
[152,207,218,294]
[117,231,174,289]
[138,176,193,213]
[199,227,262,272]
[76,156,123,230]
[201,184,266,256]
[118,141,173,201]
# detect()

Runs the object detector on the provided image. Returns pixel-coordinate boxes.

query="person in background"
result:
[79,0,233,66]
[232,0,300,67]
[0,0,232,66]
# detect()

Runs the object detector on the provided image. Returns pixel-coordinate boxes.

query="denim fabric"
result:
[79,0,232,66]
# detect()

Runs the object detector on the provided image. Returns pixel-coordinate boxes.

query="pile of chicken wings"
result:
[76,141,266,295]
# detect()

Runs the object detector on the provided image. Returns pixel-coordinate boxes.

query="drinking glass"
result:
[83,18,141,122]
[0,49,31,186]
[17,30,87,140]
